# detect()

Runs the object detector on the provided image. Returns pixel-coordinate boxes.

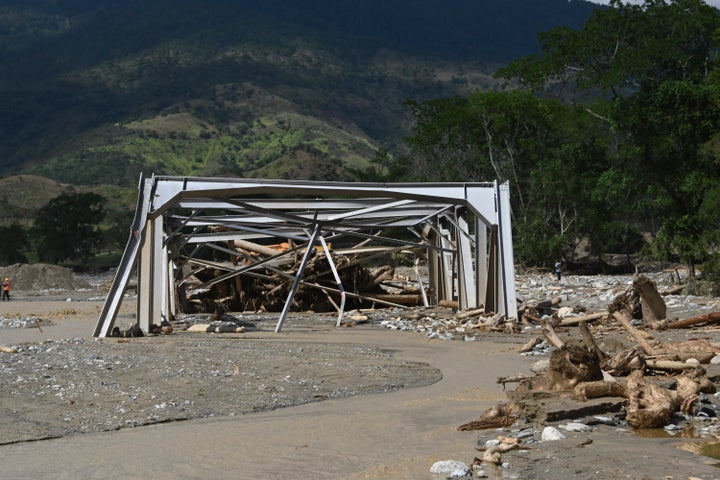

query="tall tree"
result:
[497,0,720,271]
[33,192,106,266]
[402,90,614,266]
[0,224,29,265]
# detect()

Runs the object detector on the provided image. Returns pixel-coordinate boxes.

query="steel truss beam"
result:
[93,175,516,336]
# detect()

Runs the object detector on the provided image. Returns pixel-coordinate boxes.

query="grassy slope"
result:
[0,0,599,217]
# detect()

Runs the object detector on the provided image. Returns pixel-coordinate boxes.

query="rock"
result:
[541,426,566,441]
[559,422,592,432]
[430,460,469,477]
[530,359,550,374]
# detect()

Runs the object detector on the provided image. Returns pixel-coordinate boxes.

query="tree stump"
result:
[546,344,603,390]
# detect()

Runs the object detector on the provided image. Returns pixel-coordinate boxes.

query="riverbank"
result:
[1,272,720,478]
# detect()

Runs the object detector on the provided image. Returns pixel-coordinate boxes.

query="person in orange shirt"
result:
[2,277,10,301]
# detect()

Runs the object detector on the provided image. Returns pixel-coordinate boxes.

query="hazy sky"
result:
[589,0,720,7]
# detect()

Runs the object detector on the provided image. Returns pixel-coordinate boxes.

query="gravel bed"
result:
[0,330,441,445]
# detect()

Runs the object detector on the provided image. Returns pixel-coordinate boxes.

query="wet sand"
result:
[2,297,720,479]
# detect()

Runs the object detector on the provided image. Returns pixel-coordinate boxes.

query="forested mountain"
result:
[0,0,600,187]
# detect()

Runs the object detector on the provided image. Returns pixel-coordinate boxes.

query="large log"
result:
[457,402,519,431]
[625,371,704,428]
[541,319,565,350]
[666,311,720,329]
[613,307,657,356]
[579,320,607,361]
[625,370,676,428]
[573,380,627,401]
[645,359,706,374]
[233,239,289,257]
[558,311,609,326]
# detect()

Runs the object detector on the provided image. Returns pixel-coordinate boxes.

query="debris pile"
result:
[0,263,91,292]
[180,240,424,315]
[0,315,49,330]
[455,273,720,468]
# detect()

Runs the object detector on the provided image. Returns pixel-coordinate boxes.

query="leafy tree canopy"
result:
[0,224,29,265]
[33,192,106,266]
[494,0,720,271]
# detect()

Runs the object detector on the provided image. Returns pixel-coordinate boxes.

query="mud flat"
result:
[1,272,720,479]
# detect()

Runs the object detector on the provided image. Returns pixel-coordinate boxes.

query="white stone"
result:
[530,359,549,374]
[541,426,566,441]
[560,422,592,432]
[430,460,469,477]
[711,355,720,365]
[685,358,700,366]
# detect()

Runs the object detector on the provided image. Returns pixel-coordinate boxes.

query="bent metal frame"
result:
[93,175,517,337]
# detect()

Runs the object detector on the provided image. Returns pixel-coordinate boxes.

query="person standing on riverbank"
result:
[2,277,10,300]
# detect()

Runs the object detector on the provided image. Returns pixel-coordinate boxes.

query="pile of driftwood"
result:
[461,275,720,437]
[181,239,423,315]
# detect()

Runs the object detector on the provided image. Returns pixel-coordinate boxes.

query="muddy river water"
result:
[1,326,527,479]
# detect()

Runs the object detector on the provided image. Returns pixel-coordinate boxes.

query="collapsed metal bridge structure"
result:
[93,175,517,337]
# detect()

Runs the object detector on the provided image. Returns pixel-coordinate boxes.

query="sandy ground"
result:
[1,290,720,479]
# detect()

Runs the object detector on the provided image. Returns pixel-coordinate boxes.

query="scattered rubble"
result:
[451,272,720,471]
[0,331,441,444]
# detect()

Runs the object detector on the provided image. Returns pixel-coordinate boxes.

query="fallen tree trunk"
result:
[541,319,565,350]
[573,380,627,401]
[625,370,677,428]
[579,320,607,361]
[559,311,609,326]
[666,312,720,329]
[481,439,523,465]
[457,308,486,320]
[625,371,704,428]
[613,307,657,356]
[458,402,519,431]
[645,359,706,374]
[519,336,543,353]
[186,323,247,333]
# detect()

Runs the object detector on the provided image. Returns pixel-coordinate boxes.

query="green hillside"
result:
[0,0,599,188]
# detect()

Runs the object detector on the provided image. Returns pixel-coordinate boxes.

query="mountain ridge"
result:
[0,0,601,187]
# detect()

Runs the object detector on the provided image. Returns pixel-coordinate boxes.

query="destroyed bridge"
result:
[93,175,517,336]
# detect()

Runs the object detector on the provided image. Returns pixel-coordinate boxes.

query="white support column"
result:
[137,215,164,332]
[456,215,477,310]
[166,259,178,322]
[160,242,170,325]
[496,182,517,320]
[318,236,345,327]
[137,219,152,332]
[475,217,488,311]
[275,223,322,333]
[426,223,440,306]
[439,227,454,304]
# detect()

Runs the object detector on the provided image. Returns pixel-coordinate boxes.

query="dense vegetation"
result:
[0,0,597,185]
[387,0,720,275]
[2,0,719,280]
